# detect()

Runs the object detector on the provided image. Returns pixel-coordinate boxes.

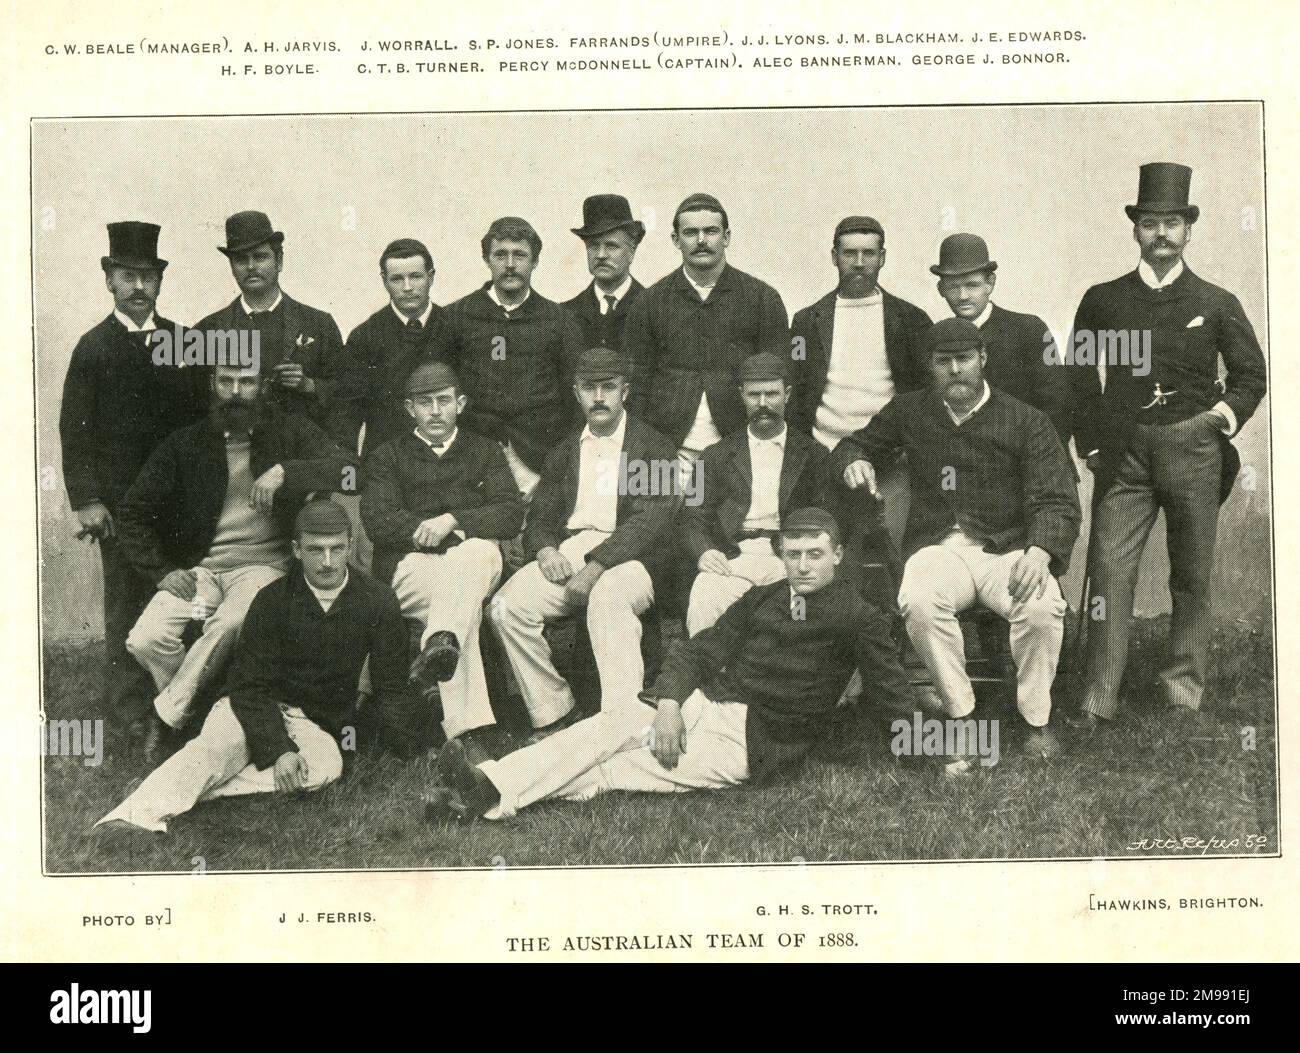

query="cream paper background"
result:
[1,0,1295,961]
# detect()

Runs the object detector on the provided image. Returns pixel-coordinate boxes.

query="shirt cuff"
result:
[1212,401,1238,437]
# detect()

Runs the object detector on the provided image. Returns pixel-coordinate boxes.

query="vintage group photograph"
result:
[32,101,1276,873]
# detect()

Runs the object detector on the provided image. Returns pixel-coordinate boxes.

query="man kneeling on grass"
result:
[93,499,410,840]
[422,507,914,824]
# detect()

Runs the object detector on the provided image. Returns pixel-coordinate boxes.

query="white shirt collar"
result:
[391,299,434,328]
[835,289,883,307]
[1138,259,1184,290]
[114,309,158,333]
[594,275,633,310]
[307,568,349,608]
[944,381,991,426]
[683,268,718,298]
[581,411,627,445]
[972,301,994,328]
[414,426,457,454]
[240,290,283,315]
[748,423,787,448]
[487,284,530,312]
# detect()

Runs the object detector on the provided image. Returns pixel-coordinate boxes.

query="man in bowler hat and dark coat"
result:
[1068,163,1267,727]
[193,211,346,426]
[931,233,1072,447]
[59,221,205,729]
[562,194,646,352]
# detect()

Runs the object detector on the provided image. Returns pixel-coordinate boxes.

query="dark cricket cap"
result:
[739,352,789,384]
[294,498,352,538]
[673,192,729,228]
[405,361,460,396]
[574,347,629,382]
[834,215,885,242]
[927,317,985,355]
[780,507,842,545]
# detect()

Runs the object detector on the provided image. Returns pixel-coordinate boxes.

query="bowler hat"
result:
[930,233,997,277]
[739,351,789,384]
[927,317,985,354]
[1125,162,1199,224]
[101,221,167,272]
[405,361,460,396]
[834,215,885,243]
[219,211,285,257]
[572,194,646,242]
[574,346,628,382]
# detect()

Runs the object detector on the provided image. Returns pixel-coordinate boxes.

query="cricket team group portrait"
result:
[33,104,1277,872]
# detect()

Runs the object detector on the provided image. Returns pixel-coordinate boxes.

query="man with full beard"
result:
[116,362,357,767]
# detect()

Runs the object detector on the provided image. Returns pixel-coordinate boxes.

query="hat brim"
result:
[218,231,285,257]
[571,221,646,241]
[101,256,168,272]
[1125,205,1199,224]
[929,261,997,277]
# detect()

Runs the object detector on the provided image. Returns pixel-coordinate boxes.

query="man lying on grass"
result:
[423,506,915,823]
[93,498,420,841]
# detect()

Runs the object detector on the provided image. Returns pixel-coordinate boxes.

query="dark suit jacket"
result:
[116,406,357,585]
[562,279,644,352]
[680,426,825,564]
[523,413,679,583]
[59,313,206,510]
[976,303,1072,447]
[623,264,789,446]
[192,293,345,424]
[1067,266,1267,503]
[788,287,932,435]
[330,302,457,456]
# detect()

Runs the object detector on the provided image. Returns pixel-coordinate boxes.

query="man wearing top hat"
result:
[623,192,789,464]
[681,352,826,636]
[788,215,932,549]
[444,216,585,501]
[488,348,679,739]
[424,508,913,824]
[59,221,206,729]
[329,238,457,459]
[93,499,410,840]
[361,361,525,751]
[562,195,647,353]
[193,211,345,426]
[931,233,1072,447]
[1068,162,1267,727]
[831,317,1081,764]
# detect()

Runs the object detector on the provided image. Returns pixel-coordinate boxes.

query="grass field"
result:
[41,615,1277,873]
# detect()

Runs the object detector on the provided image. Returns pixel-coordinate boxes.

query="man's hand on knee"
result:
[1008,546,1052,604]
[273,751,308,792]
[537,547,575,585]
[697,549,731,576]
[159,569,198,601]
[651,700,687,770]
[564,560,605,604]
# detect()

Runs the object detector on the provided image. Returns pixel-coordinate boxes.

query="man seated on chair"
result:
[116,362,357,769]
[93,499,409,840]
[360,361,525,752]
[681,352,825,636]
[423,507,913,823]
[488,347,679,739]
[828,317,1081,763]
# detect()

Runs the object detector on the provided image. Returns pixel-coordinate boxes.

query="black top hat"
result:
[574,346,629,382]
[930,233,996,277]
[101,221,167,272]
[219,211,285,257]
[571,195,646,242]
[1125,162,1199,224]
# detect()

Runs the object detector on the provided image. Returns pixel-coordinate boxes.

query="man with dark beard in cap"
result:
[116,362,357,768]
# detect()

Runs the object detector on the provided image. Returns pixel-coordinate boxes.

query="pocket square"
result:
[1185,316,1205,328]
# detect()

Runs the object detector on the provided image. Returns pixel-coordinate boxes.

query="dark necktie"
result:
[603,294,617,315]
[407,317,423,334]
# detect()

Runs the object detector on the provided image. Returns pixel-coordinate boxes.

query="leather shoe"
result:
[525,706,584,745]
[409,630,461,695]
[141,712,178,770]
[89,819,164,848]
[434,737,500,819]
[1023,726,1062,760]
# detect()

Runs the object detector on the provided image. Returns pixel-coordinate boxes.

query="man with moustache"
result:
[489,348,678,740]
[789,216,932,548]
[562,195,646,352]
[93,499,410,840]
[424,508,914,824]
[117,362,357,767]
[931,233,1071,446]
[831,318,1080,765]
[444,216,584,500]
[681,352,826,636]
[59,221,205,729]
[330,238,457,458]
[361,362,525,751]
[1068,163,1267,727]
[623,192,789,464]
[193,211,345,426]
